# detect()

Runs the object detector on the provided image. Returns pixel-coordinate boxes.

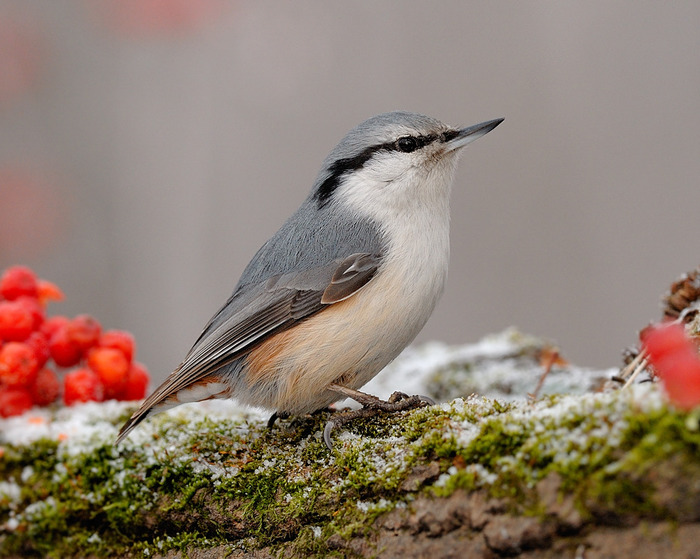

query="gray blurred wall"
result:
[1,1,699,385]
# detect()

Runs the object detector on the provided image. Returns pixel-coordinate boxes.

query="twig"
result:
[618,349,646,381]
[622,351,649,390]
[529,349,559,401]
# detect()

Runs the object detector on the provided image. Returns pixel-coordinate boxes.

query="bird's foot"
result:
[267,406,337,430]
[266,411,290,429]
[323,385,435,450]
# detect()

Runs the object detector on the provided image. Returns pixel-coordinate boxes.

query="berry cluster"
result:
[0,265,150,417]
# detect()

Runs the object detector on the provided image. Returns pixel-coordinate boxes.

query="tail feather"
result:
[115,410,149,445]
[114,374,229,444]
[115,398,181,444]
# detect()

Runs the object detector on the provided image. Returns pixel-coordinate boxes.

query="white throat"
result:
[339,153,459,321]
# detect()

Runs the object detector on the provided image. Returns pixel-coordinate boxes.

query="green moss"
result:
[0,438,59,486]
[461,417,529,470]
[1,387,699,557]
[431,467,479,497]
[134,531,228,558]
[575,406,700,521]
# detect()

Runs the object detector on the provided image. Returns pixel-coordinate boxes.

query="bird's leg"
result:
[323,383,435,449]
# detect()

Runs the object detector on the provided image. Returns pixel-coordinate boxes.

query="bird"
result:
[116,111,503,449]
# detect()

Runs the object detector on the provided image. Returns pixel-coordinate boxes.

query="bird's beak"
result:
[445,117,504,152]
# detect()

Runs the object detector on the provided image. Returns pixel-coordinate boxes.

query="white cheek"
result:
[366,151,415,180]
[340,151,459,221]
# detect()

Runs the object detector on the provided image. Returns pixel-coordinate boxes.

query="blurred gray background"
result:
[1,1,699,386]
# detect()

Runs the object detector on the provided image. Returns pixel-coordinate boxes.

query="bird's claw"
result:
[266,411,290,429]
[323,392,434,450]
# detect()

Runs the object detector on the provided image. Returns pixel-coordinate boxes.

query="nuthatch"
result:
[117,112,503,448]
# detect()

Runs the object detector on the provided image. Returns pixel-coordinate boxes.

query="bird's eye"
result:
[396,136,419,153]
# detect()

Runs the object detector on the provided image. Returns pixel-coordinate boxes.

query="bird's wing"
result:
[116,252,380,442]
[185,252,381,371]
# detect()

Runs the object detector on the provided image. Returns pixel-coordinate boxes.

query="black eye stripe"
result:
[441,129,459,142]
[314,130,456,207]
[396,136,419,152]
[315,148,377,207]
[392,133,439,153]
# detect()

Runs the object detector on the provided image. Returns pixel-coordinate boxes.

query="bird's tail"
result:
[115,399,177,444]
[115,371,230,444]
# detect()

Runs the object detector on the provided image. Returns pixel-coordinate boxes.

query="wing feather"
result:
[116,253,381,443]
[322,253,380,304]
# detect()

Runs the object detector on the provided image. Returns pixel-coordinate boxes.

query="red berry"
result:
[67,314,101,352]
[25,331,50,368]
[15,296,44,329]
[98,330,135,363]
[0,387,33,417]
[87,347,129,398]
[655,353,700,410]
[0,266,38,300]
[63,368,104,405]
[37,279,65,306]
[49,324,82,368]
[0,300,34,341]
[41,315,69,339]
[641,323,694,366]
[642,323,700,410]
[30,367,60,406]
[119,362,150,401]
[0,342,39,388]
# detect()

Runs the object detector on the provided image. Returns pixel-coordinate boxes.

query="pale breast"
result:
[243,215,450,414]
